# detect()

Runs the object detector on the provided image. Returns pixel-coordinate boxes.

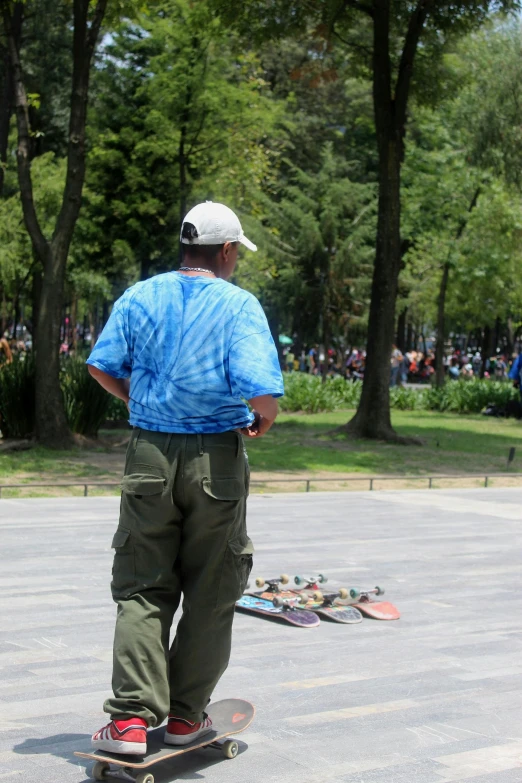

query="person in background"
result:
[285,348,295,372]
[472,351,482,377]
[509,352,522,402]
[390,345,403,387]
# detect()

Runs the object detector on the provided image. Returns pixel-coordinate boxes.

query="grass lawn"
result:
[1,410,522,495]
[246,409,522,475]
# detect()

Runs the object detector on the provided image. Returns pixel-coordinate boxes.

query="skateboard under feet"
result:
[75,698,254,783]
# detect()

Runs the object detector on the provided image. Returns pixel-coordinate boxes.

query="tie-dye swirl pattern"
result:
[87,273,284,433]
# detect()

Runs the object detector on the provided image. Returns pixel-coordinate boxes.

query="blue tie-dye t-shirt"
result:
[87,273,284,433]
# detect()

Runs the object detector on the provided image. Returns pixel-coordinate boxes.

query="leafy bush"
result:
[61,358,111,436]
[279,373,361,413]
[425,378,518,414]
[0,356,35,438]
[279,373,519,415]
[106,395,129,422]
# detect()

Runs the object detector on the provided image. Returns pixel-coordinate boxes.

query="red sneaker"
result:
[164,714,213,746]
[91,717,147,755]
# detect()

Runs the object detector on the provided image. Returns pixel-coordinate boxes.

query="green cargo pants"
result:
[103,428,253,727]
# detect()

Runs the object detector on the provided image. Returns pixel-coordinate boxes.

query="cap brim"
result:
[239,233,257,252]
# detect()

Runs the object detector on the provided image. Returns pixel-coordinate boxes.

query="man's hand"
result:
[239,394,278,438]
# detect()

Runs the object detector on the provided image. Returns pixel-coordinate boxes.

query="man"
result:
[87,201,283,755]
[509,352,522,402]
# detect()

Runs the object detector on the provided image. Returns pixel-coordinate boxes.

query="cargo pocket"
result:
[110,527,136,598]
[121,474,166,498]
[201,476,253,607]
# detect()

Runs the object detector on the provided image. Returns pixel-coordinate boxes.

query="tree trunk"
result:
[506,317,514,359]
[3,0,108,447]
[343,133,403,438]
[435,261,450,387]
[31,265,42,350]
[0,3,22,197]
[406,320,413,351]
[35,251,70,444]
[339,0,428,443]
[396,307,407,353]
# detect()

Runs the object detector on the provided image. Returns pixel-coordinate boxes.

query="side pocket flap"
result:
[112,528,130,549]
[121,474,166,496]
[202,477,246,501]
[228,535,255,557]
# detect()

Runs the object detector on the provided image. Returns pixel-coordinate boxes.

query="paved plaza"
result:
[1,488,522,783]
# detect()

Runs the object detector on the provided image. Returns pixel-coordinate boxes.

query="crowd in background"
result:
[282,343,522,387]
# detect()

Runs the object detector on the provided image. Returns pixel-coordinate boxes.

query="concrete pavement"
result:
[1,488,521,782]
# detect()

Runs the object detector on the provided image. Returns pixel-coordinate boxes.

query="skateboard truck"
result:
[348,586,384,601]
[293,573,328,588]
[254,574,290,592]
[310,588,349,606]
[272,595,305,611]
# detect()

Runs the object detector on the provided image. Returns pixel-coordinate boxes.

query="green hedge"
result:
[279,372,519,415]
[0,356,119,439]
[0,356,35,438]
[1,362,518,440]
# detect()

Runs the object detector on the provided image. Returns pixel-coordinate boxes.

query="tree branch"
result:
[0,0,49,264]
[52,0,108,256]
[395,0,432,128]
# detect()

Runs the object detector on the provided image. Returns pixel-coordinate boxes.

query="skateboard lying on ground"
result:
[291,575,363,623]
[237,574,320,627]
[293,576,400,620]
[75,698,254,783]
[345,586,401,620]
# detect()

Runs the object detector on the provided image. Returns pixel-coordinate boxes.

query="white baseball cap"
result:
[180,201,257,252]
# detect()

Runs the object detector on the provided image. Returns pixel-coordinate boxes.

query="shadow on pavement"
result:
[13,733,248,782]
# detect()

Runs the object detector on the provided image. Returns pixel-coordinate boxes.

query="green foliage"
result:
[106,395,129,422]
[61,359,111,436]
[279,373,519,416]
[279,373,361,413]
[0,357,35,439]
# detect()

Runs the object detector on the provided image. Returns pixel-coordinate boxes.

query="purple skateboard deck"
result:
[295,596,363,624]
[236,594,320,627]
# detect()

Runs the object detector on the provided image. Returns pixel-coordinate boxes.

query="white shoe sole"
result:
[164,725,213,746]
[91,738,146,755]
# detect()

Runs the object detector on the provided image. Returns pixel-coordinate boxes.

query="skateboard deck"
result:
[344,587,400,620]
[236,594,320,627]
[256,587,363,624]
[349,597,400,620]
[75,698,254,782]
[294,593,363,624]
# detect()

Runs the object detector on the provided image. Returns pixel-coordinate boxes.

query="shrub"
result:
[106,395,129,422]
[61,358,111,436]
[0,355,35,438]
[279,373,518,415]
[279,373,361,413]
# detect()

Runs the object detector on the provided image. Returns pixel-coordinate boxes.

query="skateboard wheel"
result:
[318,573,328,583]
[91,761,110,781]
[294,575,304,585]
[338,588,348,599]
[222,740,239,759]
[272,596,284,607]
[280,573,290,585]
[135,773,155,783]
[313,590,323,601]
[255,577,265,588]
[349,588,360,599]
[298,592,309,604]
[375,586,385,596]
